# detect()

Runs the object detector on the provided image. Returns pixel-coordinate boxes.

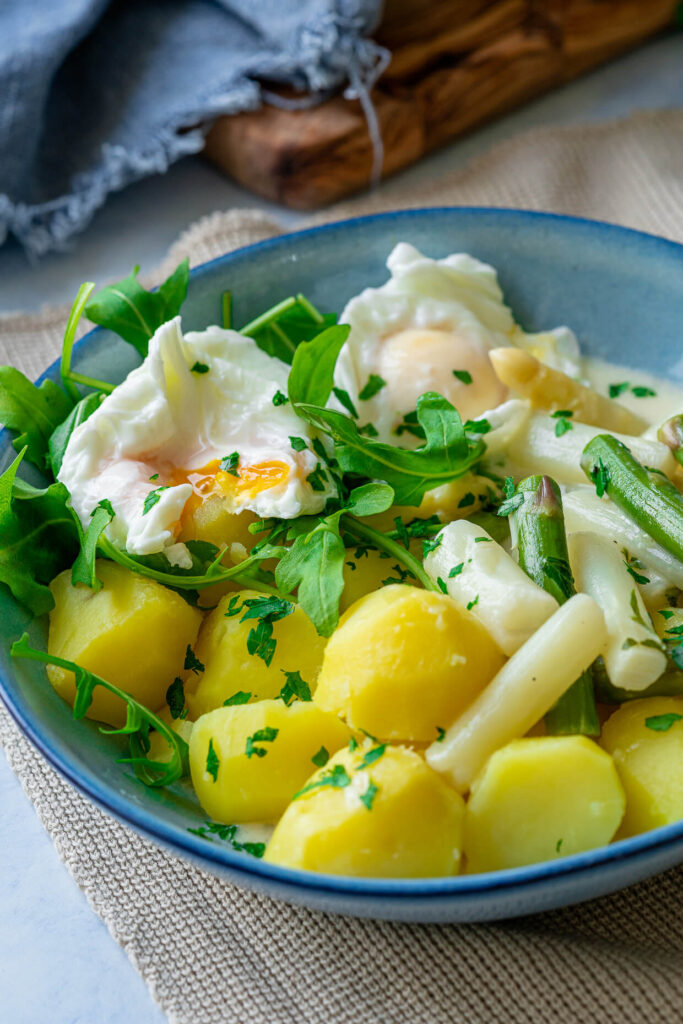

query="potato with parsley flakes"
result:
[264,743,465,877]
[340,546,397,611]
[189,699,351,823]
[314,585,504,742]
[464,737,625,873]
[47,561,202,727]
[600,698,683,836]
[185,589,328,718]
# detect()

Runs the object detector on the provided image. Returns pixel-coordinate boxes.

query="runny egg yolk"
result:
[169,458,290,523]
[375,327,508,424]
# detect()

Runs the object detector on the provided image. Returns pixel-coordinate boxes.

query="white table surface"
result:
[1,32,682,1024]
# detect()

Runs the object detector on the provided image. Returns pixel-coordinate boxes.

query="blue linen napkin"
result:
[0,0,386,257]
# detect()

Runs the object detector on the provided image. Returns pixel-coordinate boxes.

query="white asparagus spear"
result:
[506,414,676,485]
[424,520,558,656]
[426,594,607,793]
[563,487,683,589]
[567,532,666,691]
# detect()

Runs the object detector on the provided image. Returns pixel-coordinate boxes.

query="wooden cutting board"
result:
[204,0,679,209]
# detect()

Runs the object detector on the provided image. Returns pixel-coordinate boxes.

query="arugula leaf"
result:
[240,294,335,365]
[48,391,103,476]
[287,324,350,408]
[275,523,346,637]
[70,499,115,590]
[84,260,189,358]
[0,450,78,614]
[344,482,394,518]
[0,367,74,471]
[293,392,484,505]
[11,634,188,786]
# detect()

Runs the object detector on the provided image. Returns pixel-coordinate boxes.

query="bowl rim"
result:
[2,205,682,900]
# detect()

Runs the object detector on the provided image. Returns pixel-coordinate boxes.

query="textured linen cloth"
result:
[1,110,683,1024]
[0,0,385,257]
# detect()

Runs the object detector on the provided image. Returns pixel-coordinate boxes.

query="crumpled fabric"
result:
[0,0,386,258]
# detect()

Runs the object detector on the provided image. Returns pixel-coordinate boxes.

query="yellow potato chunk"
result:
[264,743,465,877]
[178,494,257,551]
[600,698,683,836]
[340,547,395,612]
[47,561,202,726]
[186,590,327,718]
[314,585,504,742]
[464,736,625,873]
[189,700,351,823]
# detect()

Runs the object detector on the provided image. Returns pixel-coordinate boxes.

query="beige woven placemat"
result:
[2,109,683,1024]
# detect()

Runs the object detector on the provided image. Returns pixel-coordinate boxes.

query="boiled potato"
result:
[48,561,202,726]
[264,743,465,876]
[464,736,625,873]
[186,589,327,718]
[314,585,504,742]
[340,547,395,612]
[189,700,351,822]
[600,697,683,836]
[178,496,259,606]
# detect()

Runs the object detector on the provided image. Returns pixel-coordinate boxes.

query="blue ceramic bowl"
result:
[2,208,682,923]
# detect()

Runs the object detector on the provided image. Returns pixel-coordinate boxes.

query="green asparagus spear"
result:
[512,475,599,735]
[592,656,683,703]
[581,434,683,563]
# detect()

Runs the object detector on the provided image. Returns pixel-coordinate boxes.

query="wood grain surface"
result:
[204,0,678,209]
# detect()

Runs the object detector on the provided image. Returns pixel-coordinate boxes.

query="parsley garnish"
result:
[245,726,279,758]
[358,422,379,437]
[590,457,610,497]
[289,436,307,452]
[223,691,252,706]
[306,464,328,492]
[659,608,675,620]
[166,677,185,720]
[294,763,351,799]
[358,743,386,769]
[187,821,265,858]
[474,537,491,543]
[435,726,446,742]
[220,452,240,476]
[452,369,473,385]
[359,779,379,811]
[436,576,448,593]
[464,418,492,435]
[623,551,650,585]
[149,473,159,481]
[457,491,475,508]
[394,410,426,440]
[632,386,656,398]
[554,417,573,437]
[348,735,358,751]
[237,596,294,667]
[644,713,682,732]
[184,645,205,674]
[206,739,220,781]
[279,670,312,706]
[609,382,630,398]
[272,390,289,406]
[142,486,169,515]
[497,476,523,517]
[332,386,359,418]
[422,534,442,558]
[190,361,210,374]
[467,595,479,610]
[311,746,330,768]
[556,838,563,853]
[449,563,464,578]
[359,374,386,400]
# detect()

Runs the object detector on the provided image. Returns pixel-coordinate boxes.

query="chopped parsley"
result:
[631,386,656,398]
[272,390,289,406]
[623,551,650,585]
[306,464,328,492]
[184,645,205,674]
[223,690,252,706]
[435,726,446,742]
[464,417,492,435]
[644,713,682,732]
[436,576,448,594]
[294,763,351,799]
[659,608,675,620]
[449,563,465,578]
[359,779,379,811]
[556,839,563,853]
[394,410,425,441]
[220,452,240,476]
[236,596,294,667]
[332,386,359,418]
[206,739,220,781]
[245,726,279,758]
[165,677,185,720]
[187,821,265,858]
[608,382,630,398]
[358,422,379,437]
[279,669,312,706]
[149,473,159,481]
[554,417,573,437]
[289,436,307,452]
[452,369,473,385]
[311,745,330,768]
[474,536,492,543]
[348,735,358,752]
[142,486,169,515]
[590,457,610,497]
[359,374,386,400]
[422,534,442,558]
[467,595,479,610]
[358,743,386,770]
[190,361,210,374]
[497,476,523,517]
[457,491,475,508]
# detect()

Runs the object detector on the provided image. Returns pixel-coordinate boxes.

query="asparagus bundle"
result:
[511,475,600,735]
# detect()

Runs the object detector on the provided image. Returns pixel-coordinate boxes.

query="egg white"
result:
[59,317,336,558]
[333,242,580,441]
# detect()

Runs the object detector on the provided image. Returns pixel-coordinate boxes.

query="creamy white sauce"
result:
[583,356,683,427]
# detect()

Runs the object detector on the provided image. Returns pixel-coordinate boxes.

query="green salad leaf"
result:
[48,391,104,476]
[70,499,115,591]
[0,367,74,471]
[241,293,336,365]
[287,324,350,408]
[11,634,188,787]
[84,259,190,358]
[0,450,78,614]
